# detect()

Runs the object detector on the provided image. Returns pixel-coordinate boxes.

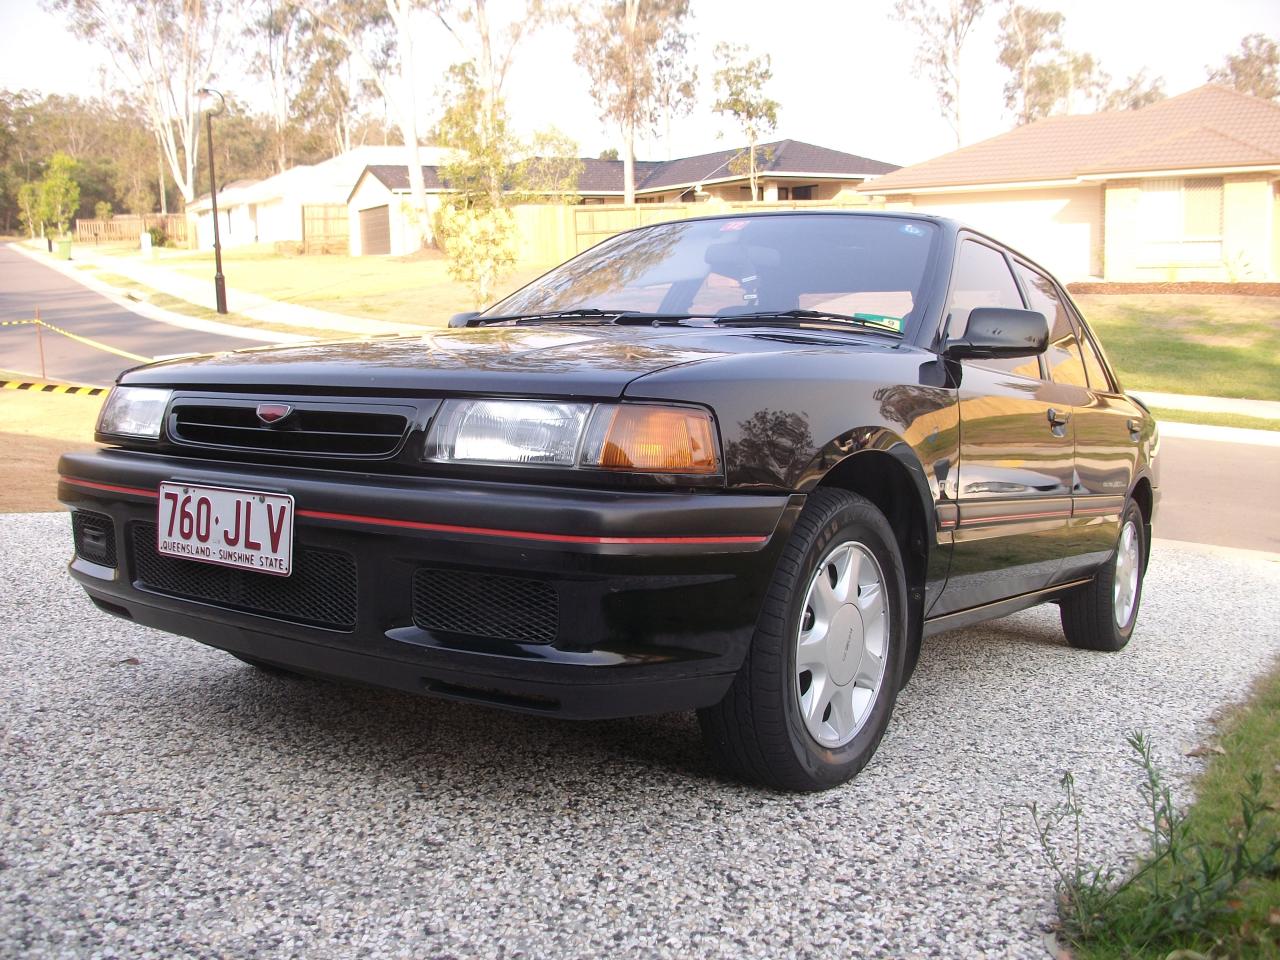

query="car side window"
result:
[1015,263,1087,388]
[948,240,1040,378]
[1075,320,1114,393]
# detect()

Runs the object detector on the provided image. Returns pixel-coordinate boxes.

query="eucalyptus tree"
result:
[711,42,779,201]
[1209,34,1280,101]
[573,0,693,204]
[893,0,985,146]
[49,0,230,204]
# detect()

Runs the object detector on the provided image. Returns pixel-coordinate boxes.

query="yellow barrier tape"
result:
[0,317,153,364]
[1,379,107,396]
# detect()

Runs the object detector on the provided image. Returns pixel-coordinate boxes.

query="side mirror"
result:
[448,311,481,328]
[944,307,1047,360]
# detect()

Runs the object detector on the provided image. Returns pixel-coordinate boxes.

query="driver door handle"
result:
[1047,407,1071,426]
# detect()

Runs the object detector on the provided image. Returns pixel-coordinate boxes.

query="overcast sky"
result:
[2,0,1278,168]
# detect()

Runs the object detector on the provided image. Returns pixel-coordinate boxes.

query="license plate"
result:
[157,482,294,577]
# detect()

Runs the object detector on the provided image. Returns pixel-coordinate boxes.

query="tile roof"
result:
[636,139,900,191]
[358,139,899,197]
[862,84,1280,193]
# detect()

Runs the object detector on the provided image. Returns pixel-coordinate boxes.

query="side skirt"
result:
[922,577,1092,637]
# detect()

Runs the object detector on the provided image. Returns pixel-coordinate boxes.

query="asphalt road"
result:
[1155,435,1280,553]
[0,244,261,385]
[2,513,1278,958]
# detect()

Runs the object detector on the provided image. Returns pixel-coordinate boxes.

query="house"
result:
[859,85,1280,282]
[347,140,900,256]
[187,145,453,252]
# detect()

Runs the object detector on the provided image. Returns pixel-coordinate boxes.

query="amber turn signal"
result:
[583,406,719,474]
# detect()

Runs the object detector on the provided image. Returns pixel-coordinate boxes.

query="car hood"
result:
[120,324,898,398]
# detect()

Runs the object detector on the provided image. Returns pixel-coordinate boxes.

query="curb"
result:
[2,378,107,396]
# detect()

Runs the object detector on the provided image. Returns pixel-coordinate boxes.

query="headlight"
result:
[424,399,719,475]
[425,399,591,466]
[97,386,171,439]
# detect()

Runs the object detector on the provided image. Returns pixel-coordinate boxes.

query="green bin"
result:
[55,237,72,260]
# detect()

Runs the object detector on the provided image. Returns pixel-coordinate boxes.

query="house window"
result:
[1137,177,1223,265]
[792,185,814,200]
[778,186,790,201]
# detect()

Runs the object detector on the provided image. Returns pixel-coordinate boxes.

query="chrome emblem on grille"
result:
[256,403,294,425]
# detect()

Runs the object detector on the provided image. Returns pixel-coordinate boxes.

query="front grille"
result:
[131,522,357,630]
[169,400,410,458]
[412,568,558,644]
[73,510,117,567]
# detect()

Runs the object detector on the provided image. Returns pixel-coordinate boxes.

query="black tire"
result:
[698,489,908,791]
[1060,500,1146,652]
[229,652,299,676]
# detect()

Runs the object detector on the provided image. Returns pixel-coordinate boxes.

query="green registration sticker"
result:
[853,313,904,333]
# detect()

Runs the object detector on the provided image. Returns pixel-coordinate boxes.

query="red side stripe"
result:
[63,477,159,499]
[60,476,767,547]
[295,508,766,545]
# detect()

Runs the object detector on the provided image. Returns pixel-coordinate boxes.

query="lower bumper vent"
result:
[131,522,357,630]
[73,510,117,568]
[412,568,558,644]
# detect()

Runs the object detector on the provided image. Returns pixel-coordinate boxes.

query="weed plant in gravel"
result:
[1033,672,1280,959]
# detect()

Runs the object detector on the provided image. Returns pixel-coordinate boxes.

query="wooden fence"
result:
[301,204,349,254]
[73,214,188,245]
[511,198,883,264]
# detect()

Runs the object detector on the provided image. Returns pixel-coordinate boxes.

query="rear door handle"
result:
[1126,417,1142,441]
[1047,407,1071,426]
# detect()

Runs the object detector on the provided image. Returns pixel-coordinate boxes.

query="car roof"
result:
[624,208,963,232]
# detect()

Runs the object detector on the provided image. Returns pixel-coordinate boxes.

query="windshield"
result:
[485,214,939,334]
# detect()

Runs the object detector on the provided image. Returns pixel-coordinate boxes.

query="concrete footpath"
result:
[1132,389,1280,420]
[12,242,410,338]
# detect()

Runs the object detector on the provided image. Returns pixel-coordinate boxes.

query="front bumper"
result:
[59,450,800,719]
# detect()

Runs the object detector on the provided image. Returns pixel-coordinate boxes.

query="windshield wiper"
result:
[473,308,614,325]
[474,309,716,327]
[714,309,904,334]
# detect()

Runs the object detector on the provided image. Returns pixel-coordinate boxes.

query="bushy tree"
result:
[40,152,80,235]
[17,181,43,237]
[434,62,519,306]
[518,128,583,203]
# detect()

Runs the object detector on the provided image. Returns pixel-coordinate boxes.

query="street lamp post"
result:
[198,87,228,314]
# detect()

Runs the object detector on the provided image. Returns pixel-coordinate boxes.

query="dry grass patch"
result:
[0,390,101,512]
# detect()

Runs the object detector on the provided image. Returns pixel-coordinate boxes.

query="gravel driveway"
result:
[3,512,1278,959]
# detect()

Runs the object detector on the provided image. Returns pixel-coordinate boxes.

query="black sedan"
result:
[59,212,1159,791]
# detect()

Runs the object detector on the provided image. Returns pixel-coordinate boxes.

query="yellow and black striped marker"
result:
[1,379,107,396]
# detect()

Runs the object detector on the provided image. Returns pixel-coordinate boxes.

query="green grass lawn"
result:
[1075,294,1280,401]
[153,245,554,324]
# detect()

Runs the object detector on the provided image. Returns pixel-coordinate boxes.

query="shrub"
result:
[146,226,167,248]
